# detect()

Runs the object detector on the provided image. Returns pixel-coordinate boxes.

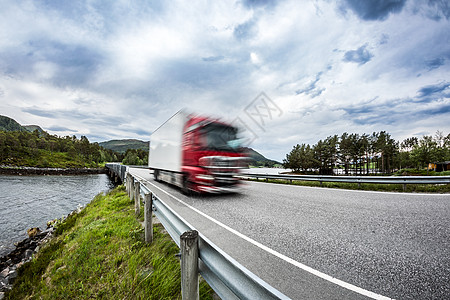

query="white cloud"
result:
[0,0,449,161]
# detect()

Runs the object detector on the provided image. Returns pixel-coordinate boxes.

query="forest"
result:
[0,128,151,168]
[282,130,450,175]
[0,130,120,168]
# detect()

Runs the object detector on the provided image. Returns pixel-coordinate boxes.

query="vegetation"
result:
[0,130,120,168]
[99,139,149,154]
[0,115,27,132]
[122,148,149,166]
[0,115,124,168]
[283,131,450,175]
[244,147,280,168]
[5,186,215,299]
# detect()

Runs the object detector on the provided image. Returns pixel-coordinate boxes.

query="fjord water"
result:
[0,174,114,256]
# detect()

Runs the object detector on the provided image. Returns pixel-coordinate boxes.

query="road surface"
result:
[130,167,450,299]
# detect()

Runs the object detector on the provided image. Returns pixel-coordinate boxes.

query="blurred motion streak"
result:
[149,110,249,193]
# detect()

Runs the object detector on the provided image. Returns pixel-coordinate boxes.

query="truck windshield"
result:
[200,123,241,152]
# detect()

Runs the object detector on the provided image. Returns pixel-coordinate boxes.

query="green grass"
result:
[247,178,450,193]
[5,186,215,300]
[394,168,450,176]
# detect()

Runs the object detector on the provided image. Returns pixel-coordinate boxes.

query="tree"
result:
[122,149,149,166]
[313,137,337,175]
[282,144,314,173]
[339,133,352,175]
[374,131,398,174]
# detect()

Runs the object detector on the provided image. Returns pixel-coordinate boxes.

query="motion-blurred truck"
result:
[148,110,247,193]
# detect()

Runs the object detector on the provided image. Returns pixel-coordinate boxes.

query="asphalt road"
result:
[130,168,450,300]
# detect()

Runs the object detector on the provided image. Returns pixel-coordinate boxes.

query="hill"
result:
[99,139,149,154]
[243,147,280,167]
[0,115,26,132]
[0,115,118,168]
[23,125,45,134]
[0,115,45,134]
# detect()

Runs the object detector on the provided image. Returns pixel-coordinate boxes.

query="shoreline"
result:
[0,205,83,296]
[1,186,216,299]
[0,166,107,176]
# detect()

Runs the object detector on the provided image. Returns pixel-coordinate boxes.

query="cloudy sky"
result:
[1,0,449,161]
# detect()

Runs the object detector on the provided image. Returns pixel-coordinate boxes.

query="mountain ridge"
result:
[0,115,45,134]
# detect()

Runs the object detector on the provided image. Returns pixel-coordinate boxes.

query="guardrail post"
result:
[134,182,140,216]
[403,183,406,192]
[181,230,199,300]
[144,193,153,243]
[130,176,135,201]
[126,173,131,197]
[128,173,131,195]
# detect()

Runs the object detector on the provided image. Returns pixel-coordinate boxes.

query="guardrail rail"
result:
[240,173,450,191]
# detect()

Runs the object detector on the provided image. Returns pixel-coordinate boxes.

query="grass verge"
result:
[5,185,215,299]
[246,178,450,193]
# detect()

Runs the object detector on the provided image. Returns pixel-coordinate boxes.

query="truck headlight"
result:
[196,174,214,181]
[199,157,212,167]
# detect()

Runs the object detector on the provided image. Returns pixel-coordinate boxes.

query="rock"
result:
[24,249,33,260]
[7,270,18,283]
[0,268,8,278]
[0,277,6,288]
[0,219,61,294]
[27,227,41,237]
[0,275,8,289]
[41,227,54,235]
[0,291,5,300]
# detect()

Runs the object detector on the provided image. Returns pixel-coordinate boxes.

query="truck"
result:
[148,110,248,193]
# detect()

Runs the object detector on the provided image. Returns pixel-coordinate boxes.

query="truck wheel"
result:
[181,176,191,195]
[154,170,159,181]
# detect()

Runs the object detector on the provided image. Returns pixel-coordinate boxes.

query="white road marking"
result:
[133,171,392,300]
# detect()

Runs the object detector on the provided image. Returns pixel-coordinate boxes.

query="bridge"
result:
[106,164,450,299]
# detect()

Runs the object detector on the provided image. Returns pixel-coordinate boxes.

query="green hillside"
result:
[99,139,149,154]
[23,124,45,134]
[0,115,119,168]
[243,147,280,167]
[0,115,45,134]
[0,115,26,132]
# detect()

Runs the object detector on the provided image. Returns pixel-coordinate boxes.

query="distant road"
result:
[130,167,450,299]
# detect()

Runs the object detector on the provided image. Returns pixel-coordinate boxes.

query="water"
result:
[0,174,114,256]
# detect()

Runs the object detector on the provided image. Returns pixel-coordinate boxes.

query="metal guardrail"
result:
[106,163,289,300]
[240,173,450,185]
[139,182,288,299]
[105,163,128,182]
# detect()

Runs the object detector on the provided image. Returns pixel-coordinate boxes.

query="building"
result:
[428,161,450,172]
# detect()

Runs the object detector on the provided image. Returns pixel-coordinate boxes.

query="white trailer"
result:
[149,110,188,174]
